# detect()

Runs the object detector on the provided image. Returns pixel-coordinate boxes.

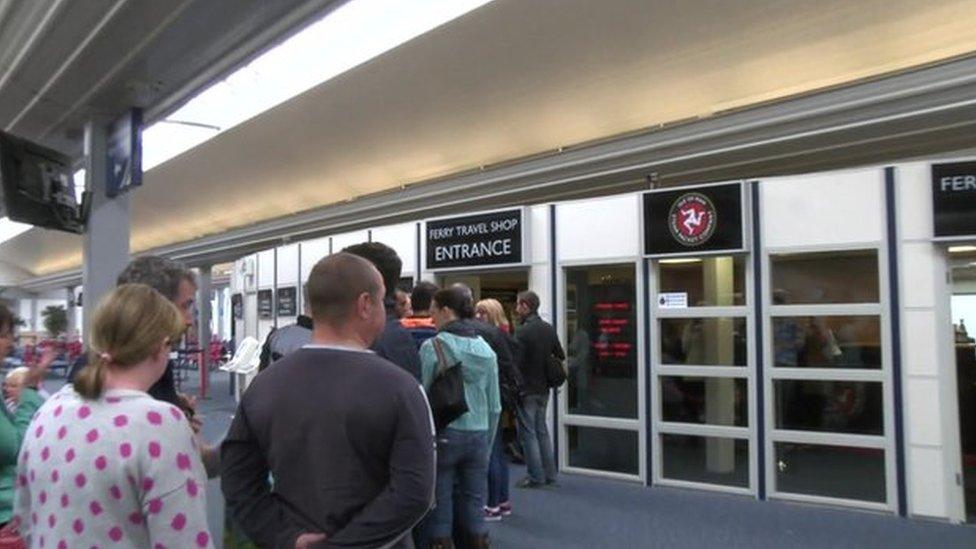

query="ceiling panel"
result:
[3,0,976,283]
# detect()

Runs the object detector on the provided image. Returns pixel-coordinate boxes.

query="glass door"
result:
[560,262,644,480]
[763,248,895,510]
[649,255,756,493]
[950,251,976,522]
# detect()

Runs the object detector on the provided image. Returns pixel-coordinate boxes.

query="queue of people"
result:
[0,240,565,548]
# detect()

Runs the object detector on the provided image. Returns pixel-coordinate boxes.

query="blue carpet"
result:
[491,467,976,548]
[181,373,976,549]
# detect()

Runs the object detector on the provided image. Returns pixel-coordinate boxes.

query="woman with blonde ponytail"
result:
[12,284,214,547]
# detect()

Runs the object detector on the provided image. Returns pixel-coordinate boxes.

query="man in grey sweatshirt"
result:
[221,253,436,548]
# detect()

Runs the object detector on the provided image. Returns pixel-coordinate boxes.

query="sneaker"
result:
[516,477,542,489]
[545,478,558,486]
[484,506,503,522]
[498,501,513,516]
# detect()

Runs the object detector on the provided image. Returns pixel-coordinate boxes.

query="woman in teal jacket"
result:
[419,287,500,549]
[0,304,50,528]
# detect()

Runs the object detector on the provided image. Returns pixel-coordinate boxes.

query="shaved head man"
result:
[222,253,435,549]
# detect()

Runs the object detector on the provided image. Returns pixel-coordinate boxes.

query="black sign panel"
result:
[276,287,297,317]
[257,289,273,319]
[643,183,744,256]
[231,293,243,320]
[426,209,523,269]
[933,162,976,239]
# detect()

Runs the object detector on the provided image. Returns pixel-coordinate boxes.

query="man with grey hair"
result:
[67,255,220,476]
[68,255,197,406]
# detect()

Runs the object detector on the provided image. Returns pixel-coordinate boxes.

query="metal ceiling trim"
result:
[5,0,132,132]
[16,54,976,291]
[0,0,69,96]
[38,0,197,139]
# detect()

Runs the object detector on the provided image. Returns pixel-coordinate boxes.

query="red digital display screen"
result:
[592,301,634,360]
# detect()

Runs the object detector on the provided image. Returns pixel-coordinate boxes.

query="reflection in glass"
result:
[775,380,883,435]
[662,377,747,427]
[568,426,639,475]
[661,434,749,487]
[771,250,879,305]
[775,443,886,502]
[772,316,880,369]
[658,256,746,307]
[566,265,637,418]
[660,317,747,366]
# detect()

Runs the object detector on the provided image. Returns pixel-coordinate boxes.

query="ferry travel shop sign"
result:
[426,209,524,270]
[932,162,976,240]
[643,182,745,256]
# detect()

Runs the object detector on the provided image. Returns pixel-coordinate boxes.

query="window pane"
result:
[772,316,881,369]
[662,377,748,427]
[568,426,639,475]
[775,443,886,503]
[661,434,749,488]
[770,250,879,304]
[774,380,884,435]
[660,317,747,366]
[566,265,637,418]
[658,255,746,307]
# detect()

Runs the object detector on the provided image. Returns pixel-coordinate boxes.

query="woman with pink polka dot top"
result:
[12,284,213,548]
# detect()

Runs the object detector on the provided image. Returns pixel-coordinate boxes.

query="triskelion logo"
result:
[668,192,717,246]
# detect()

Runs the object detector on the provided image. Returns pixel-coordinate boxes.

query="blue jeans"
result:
[487,420,509,507]
[517,393,557,483]
[425,428,489,539]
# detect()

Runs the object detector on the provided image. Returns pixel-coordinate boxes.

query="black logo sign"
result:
[933,162,976,239]
[231,293,243,320]
[257,289,273,319]
[426,209,523,269]
[276,287,297,317]
[644,183,744,256]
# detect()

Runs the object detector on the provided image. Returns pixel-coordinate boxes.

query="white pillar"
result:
[82,120,130,341]
[703,257,735,473]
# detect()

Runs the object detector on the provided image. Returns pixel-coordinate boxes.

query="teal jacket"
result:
[0,388,42,524]
[421,331,501,442]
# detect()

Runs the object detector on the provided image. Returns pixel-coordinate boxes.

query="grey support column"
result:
[65,287,77,338]
[82,120,130,341]
[197,265,213,396]
[29,297,38,333]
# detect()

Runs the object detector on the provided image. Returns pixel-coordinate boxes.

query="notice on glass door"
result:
[658,292,688,309]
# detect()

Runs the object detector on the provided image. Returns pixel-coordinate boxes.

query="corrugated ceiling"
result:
[3,0,976,280]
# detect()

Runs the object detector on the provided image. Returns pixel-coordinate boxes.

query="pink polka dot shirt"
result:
[12,386,213,548]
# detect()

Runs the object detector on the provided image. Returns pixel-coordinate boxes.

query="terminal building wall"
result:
[229,160,972,522]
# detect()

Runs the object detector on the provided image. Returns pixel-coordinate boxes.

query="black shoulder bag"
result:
[428,338,469,432]
[545,355,567,388]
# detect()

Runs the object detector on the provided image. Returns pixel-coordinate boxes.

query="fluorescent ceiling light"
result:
[142,0,494,171]
[0,217,32,244]
[949,245,976,253]
[659,258,703,264]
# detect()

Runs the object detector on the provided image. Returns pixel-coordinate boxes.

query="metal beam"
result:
[5,0,131,131]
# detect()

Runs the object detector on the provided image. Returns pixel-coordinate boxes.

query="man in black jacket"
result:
[343,242,422,381]
[514,290,565,488]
